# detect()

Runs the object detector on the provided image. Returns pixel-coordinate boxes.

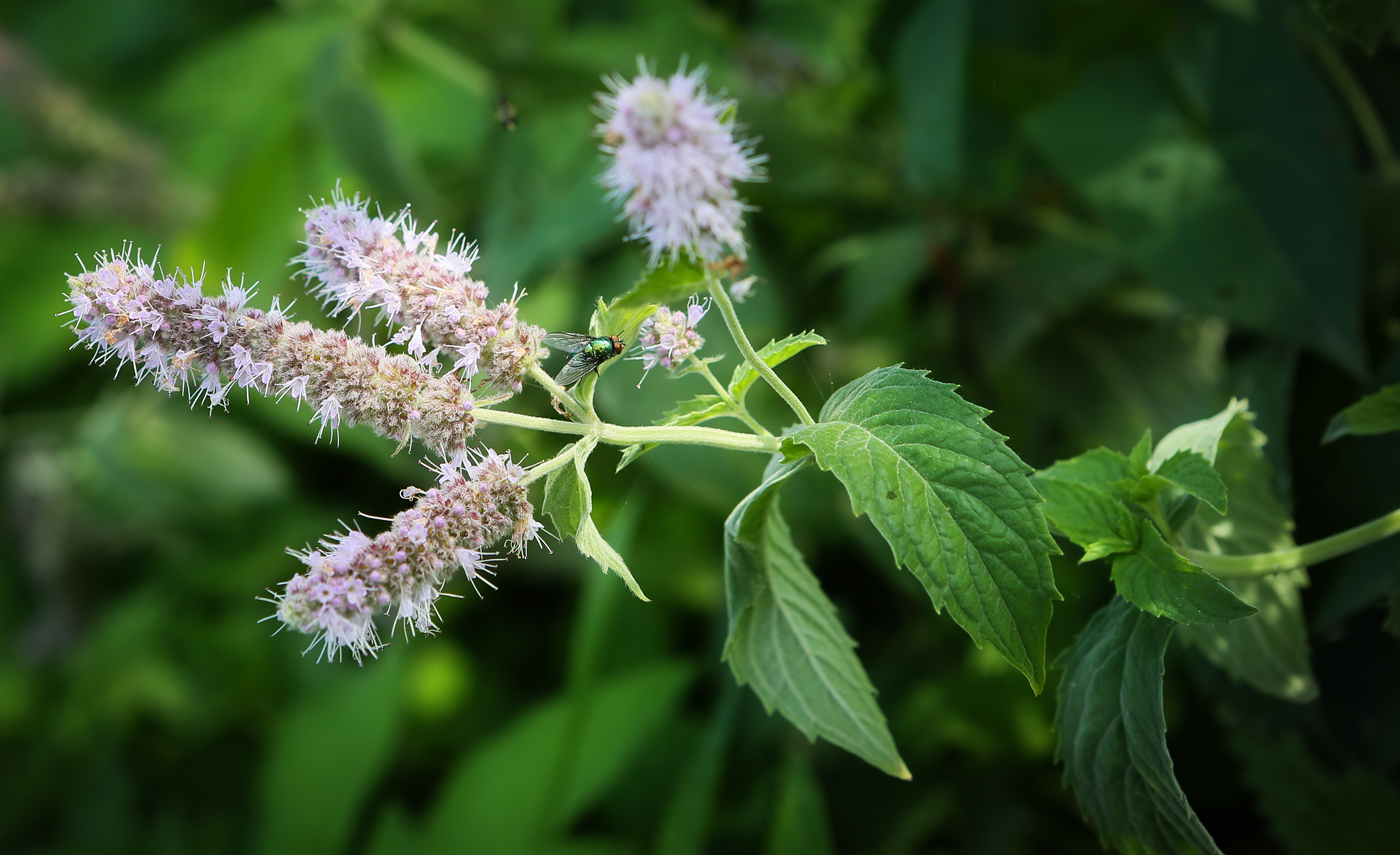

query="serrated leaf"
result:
[1082,538,1138,563]
[784,367,1061,692]
[1037,447,1134,493]
[1324,383,1400,443]
[615,395,734,471]
[1055,597,1224,855]
[1111,519,1256,624]
[1154,450,1228,513]
[543,438,596,539]
[1177,414,1318,701]
[1149,400,1248,470]
[724,457,908,778]
[610,258,709,309]
[728,333,826,405]
[1031,477,1139,561]
[576,516,647,602]
[1128,429,1153,478]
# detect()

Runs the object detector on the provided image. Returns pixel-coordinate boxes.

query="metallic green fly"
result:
[542,332,626,387]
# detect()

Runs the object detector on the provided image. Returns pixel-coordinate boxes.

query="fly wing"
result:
[553,351,599,387]
[543,332,594,350]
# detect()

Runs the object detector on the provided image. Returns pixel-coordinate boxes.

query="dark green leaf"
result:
[610,258,709,309]
[423,663,692,855]
[1308,0,1400,52]
[1031,477,1139,561]
[765,752,836,855]
[1023,33,1362,373]
[896,0,970,192]
[1324,383,1400,442]
[1111,519,1256,624]
[1177,415,1317,701]
[729,333,827,405]
[255,653,406,855]
[543,438,596,539]
[1055,597,1224,855]
[652,687,738,855]
[1154,450,1228,514]
[1232,728,1400,854]
[724,458,908,777]
[785,367,1061,691]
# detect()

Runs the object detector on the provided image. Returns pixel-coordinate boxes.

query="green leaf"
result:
[423,663,692,855]
[576,516,648,602]
[1129,429,1153,479]
[1023,33,1362,373]
[724,457,908,778]
[1177,414,1318,702]
[1055,597,1224,855]
[1324,383,1400,442]
[1231,728,1400,854]
[615,395,734,471]
[254,653,406,855]
[543,438,597,539]
[896,0,970,193]
[610,258,709,309]
[651,687,738,855]
[784,367,1061,691]
[1031,478,1139,562]
[591,297,657,373]
[1154,450,1228,514]
[1149,400,1248,470]
[728,332,827,405]
[1037,447,1134,493]
[765,751,836,855]
[1308,0,1400,53]
[1111,519,1256,624]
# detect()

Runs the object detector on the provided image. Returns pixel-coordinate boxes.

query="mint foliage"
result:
[1031,478,1138,562]
[723,458,908,778]
[610,258,709,308]
[783,366,1061,692]
[1055,597,1224,855]
[728,332,825,404]
[1177,413,1318,702]
[1111,519,1256,624]
[543,437,648,601]
[1152,450,1227,514]
[1324,383,1400,443]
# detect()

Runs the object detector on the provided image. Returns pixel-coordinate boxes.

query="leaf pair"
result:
[1034,401,1255,625]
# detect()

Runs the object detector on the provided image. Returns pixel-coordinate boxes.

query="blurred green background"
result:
[4,0,1400,852]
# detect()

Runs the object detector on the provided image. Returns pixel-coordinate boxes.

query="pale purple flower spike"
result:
[598,60,764,265]
[635,296,708,385]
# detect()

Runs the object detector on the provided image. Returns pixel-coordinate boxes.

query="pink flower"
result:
[598,61,764,265]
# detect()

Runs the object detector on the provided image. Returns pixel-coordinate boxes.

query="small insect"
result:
[496,93,518,131]
[543,332,625,387]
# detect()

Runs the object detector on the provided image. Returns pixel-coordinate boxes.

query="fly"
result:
[542,332,625,387]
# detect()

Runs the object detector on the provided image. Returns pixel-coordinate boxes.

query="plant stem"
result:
[528,362,589,421]
[1183,506,1400,577]
[706,277,815,425]
[472,406,780,454]
[1306,24,1400,185]
[688,355,772,436]
[521,440,583,486]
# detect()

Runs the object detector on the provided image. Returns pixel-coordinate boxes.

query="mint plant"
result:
[59,56,1400,853]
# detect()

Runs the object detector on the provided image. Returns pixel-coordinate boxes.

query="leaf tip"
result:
[1321,413,1350,445]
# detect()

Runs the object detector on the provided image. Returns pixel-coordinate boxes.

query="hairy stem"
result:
[472,406,780,453]
[528,362,589,421]
[1184,506,1400,577]
[688,355,772,436]
[521,440,583,486]
[706,277,814,425]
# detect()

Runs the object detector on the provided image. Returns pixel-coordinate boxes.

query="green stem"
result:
[521,440,583,486]
[706,277,814,425]
[472,406,780,454]
[688,355,772,436]
[528,362,589,422]
[1183,506,1400,577]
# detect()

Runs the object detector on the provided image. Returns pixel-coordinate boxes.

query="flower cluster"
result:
[297,190,545,393]
[636,298,708,383]
[274,450,545,661]
[65,249,478,454]
[597,62,763,265]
